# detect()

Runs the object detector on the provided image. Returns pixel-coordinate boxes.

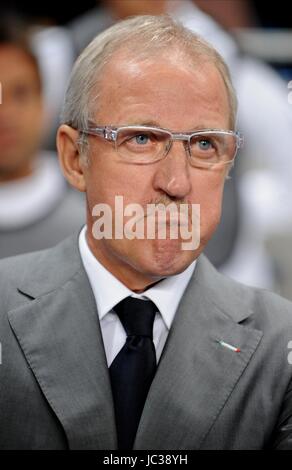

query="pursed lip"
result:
[146,209,190,226]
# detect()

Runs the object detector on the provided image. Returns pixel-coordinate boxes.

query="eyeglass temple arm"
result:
[237,133,244,148]
[78,126,118,142]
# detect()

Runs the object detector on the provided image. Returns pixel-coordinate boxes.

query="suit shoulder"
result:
[197,255,292,329]
[0,248,49,285]
[0,245,54,280]
[0,232,81,312]
[0,248,52,312]
[250,285,292,329]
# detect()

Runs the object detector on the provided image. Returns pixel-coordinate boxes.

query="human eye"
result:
[119,129,158,152]
[191,134,217,157]
[190,132,234,167]
[12,84,38,103]
[197,138,214,151]
[116,127,168,162]
[130,133,151,145]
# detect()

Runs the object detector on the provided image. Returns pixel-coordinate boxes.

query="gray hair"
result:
[61,15,238,156]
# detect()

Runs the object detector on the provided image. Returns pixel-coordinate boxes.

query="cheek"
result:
[192,169,225,199]
[192,172,225,226]
[86,150,155,208]
[20,104,43,137]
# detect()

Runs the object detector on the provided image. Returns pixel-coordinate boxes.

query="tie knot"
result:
[114,297,157,338]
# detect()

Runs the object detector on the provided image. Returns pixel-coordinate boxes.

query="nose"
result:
[152,140,192,200]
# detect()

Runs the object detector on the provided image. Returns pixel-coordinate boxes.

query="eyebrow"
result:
[124,119,161,127]
[122,119,218,132]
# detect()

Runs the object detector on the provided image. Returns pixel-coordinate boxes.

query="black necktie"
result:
[109,296,157,450]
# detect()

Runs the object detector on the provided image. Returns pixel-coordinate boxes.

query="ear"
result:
[56,124,87,192]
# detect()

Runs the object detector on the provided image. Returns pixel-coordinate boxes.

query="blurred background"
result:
[1,0,292,299]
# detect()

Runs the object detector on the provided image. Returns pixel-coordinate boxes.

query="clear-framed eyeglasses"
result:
[76,123,244,169]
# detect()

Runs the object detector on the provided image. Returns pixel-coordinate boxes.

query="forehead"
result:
[94,49,230,130]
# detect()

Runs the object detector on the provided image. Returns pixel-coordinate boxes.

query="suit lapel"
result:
[6,232,263,451]
[134,255,263,450]
[7,237,117,450]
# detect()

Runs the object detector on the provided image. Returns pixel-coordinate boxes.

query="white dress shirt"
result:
[78,225,196,366]
[0,153,66,229]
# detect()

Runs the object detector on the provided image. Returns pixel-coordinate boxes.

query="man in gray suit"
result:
[1,15,292,450]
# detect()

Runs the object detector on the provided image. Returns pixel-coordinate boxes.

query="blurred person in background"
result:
[0,16,85,258]
[194,0,258,30]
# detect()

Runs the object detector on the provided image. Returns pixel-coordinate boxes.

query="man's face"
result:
[80,51,231,290]
[0,45,43,179]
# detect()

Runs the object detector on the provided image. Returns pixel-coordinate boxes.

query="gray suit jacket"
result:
[1,232,292,450]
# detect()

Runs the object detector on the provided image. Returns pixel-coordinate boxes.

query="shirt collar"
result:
[78,225,196,330]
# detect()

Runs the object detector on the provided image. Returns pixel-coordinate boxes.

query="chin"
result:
[137,238,200,278]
